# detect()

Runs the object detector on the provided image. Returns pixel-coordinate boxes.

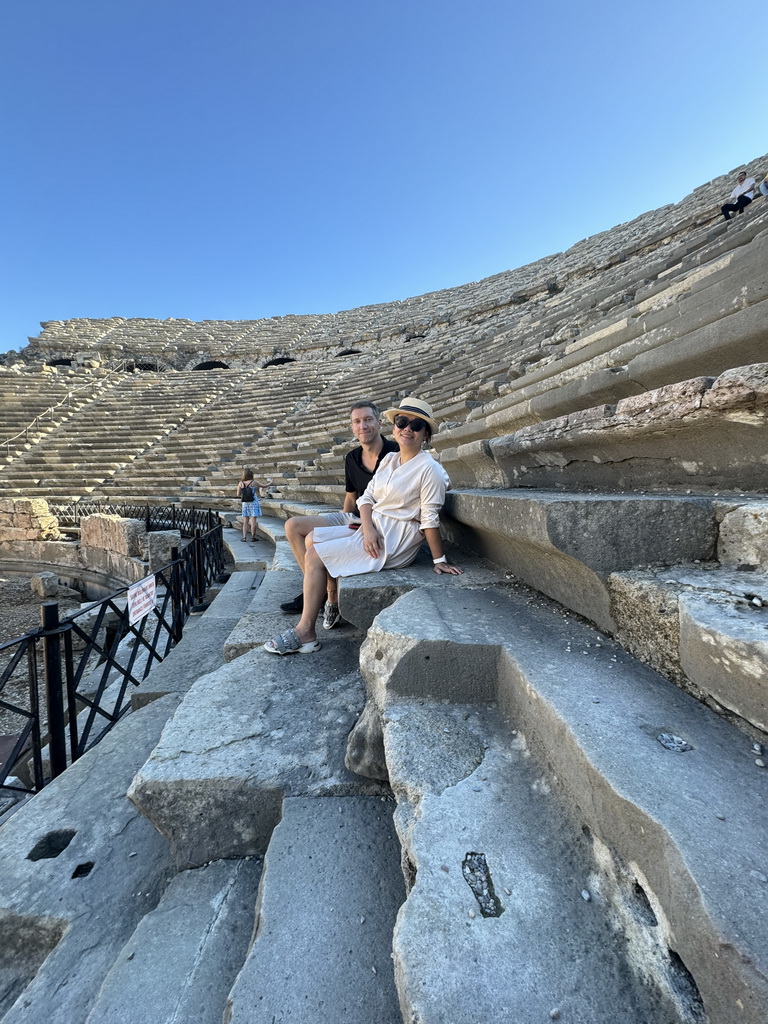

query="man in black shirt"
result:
[281,400,398,626]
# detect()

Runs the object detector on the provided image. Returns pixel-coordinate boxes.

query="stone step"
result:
[440,488,717,632]
[129,633,389,869]
[84,859,261,1024]
[225,796,404,1024]
[355,585,768,1024]
[383,700,684,1023]
[0,697,179,1024]
[610,563,768,735]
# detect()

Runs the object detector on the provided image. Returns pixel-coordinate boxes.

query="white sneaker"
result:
[323,602,343,630]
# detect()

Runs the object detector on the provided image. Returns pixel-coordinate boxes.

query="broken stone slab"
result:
[442,489,716,632]
[359,587,768,1024]
[85,858,261,1024]
[679,590,768,733]
[337,547,506,631]
[718,501,768,568]
[223,568,306,660]
[129,636,388,869]
[225,796,404,1024]
[0,697,179,1024]
[609,566,768,733]
[481,364,768,493]
[384,701,686,1024]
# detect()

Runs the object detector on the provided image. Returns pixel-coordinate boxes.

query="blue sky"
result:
[2,0,765,354]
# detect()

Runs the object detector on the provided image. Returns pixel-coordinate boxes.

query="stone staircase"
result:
[0,504,765,1022]
[0,366,122,462]
[0,371,236,503]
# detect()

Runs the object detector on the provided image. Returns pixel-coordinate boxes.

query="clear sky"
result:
[2,0,765,354]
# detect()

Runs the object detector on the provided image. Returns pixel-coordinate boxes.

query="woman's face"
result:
[393,414,428,452]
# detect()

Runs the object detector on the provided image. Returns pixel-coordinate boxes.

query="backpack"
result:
[241,482,255,503]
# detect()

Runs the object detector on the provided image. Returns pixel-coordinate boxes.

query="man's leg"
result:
[737,194,753,214]
[721,202,736,220]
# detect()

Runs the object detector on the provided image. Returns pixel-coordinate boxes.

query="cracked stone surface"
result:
[225,797,404,1024]
[0,697,179,1024]
[85,859,261,1024]
[384,701,683,1024]
[368,586,768,1024]
[129,634,389,868]
[610,566,768,731]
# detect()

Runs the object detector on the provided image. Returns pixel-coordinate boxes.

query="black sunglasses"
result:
[394,415,426,431]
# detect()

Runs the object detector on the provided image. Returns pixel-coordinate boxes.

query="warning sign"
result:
[128,576,157,626]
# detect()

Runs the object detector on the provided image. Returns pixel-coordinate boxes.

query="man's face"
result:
[350,406,382,444]
[738,172,747,183]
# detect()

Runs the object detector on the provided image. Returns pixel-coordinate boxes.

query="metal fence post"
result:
[170,546,183,643]
[194,529,205,601]
[145,503,151,532]
[41,602,67,779]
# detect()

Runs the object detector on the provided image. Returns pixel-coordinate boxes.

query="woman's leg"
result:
[303,532,338,604]
[249,515,258,540]
[242,512,247,541]
[293,545,329,643]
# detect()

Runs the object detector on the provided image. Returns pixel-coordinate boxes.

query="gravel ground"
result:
[0,575,82,736]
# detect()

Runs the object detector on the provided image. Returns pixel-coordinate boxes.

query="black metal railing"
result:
[0,506,224,796]
[48,501,217,534]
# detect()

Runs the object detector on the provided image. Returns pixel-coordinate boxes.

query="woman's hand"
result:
[433,561,463,575]
[362,525,382,558]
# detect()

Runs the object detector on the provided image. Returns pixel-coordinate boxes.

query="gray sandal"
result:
[263,628,321,656]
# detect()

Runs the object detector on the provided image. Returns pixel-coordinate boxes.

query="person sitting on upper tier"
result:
[721,171,756,220]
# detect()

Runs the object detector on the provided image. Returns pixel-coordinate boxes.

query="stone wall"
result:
[80,515,181,583]
[0,498,61,541]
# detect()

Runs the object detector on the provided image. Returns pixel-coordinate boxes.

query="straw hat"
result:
[383,397,438,433]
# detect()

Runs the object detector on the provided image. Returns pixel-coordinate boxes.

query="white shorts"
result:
[320,511,360,527]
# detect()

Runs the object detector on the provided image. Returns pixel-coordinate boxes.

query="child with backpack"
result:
[237,468,263,541]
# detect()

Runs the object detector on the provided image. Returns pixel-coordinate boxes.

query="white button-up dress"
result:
[312,450,449,578]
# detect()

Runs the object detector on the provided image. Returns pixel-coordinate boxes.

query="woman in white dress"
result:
[264,397,462,655]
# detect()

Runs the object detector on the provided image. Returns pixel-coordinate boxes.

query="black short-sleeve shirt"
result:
[344,438,399,497]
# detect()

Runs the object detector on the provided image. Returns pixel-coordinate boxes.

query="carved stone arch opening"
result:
[192,360,230,370]
[47,358,73,367]
[262,357,296,368]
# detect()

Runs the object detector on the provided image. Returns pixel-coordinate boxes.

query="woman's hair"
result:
[242,468,254,481]
[422,422,433,444]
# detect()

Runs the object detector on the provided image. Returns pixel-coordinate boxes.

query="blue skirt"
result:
[241,499,261,517]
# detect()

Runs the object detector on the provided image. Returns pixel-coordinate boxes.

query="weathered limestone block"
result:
[679,592,768,733]
[143,530,181,573]
[37,515,61,541]
[482,364,768,492]
[30,572,59,598]
[129,638,385,869]
[718,503,768,568]
[345,697,389,781]
[610,566,768,733]
[609,571,685,686]
[365,587,768,1024]
[81,514,145,557]
[442,490,716,633]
